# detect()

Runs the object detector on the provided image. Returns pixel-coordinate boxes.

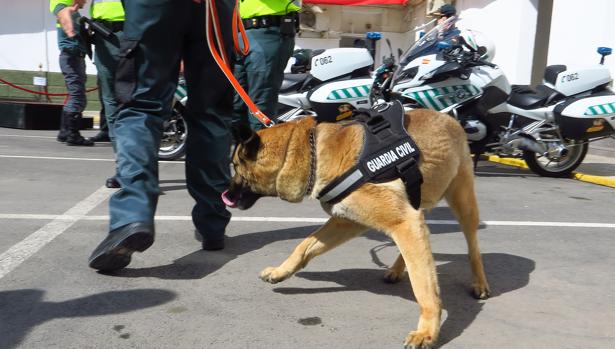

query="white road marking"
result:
[0,187,112,280]
[1,213,615,228]
[0,134,57,139]
[0,154,184,164]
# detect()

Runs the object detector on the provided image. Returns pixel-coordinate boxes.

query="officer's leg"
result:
[89,0,188,271]
[231,55,250,129]
[243,27,291,129]
[60,51,93,146]
[183,0,234,249]
[93,31,122,145]
[93,32,122,187]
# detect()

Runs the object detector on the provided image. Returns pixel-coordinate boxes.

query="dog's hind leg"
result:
[259,217,367,284]
[444,160,490,299]
[384,253,406,283]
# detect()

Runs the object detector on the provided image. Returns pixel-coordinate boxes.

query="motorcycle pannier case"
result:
[553,94,615,139]
[308,79,373,122]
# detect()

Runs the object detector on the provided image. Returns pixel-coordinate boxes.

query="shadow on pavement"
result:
[113,225,319,280]
[0,288,176,349]
[159,179,187,193]
[273,252,535,348]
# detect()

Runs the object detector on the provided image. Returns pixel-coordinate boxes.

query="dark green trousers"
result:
[232,26,295,129]
[93,28,122,147]
[111,0,234,240]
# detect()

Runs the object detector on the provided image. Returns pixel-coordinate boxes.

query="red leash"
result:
[205,0,273,127]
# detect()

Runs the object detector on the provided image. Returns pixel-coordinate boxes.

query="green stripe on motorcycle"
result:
[587,106,598,115]
[361,85,371,94]
[430,88,448,110]
[599,105,609,114]
[330,91,342,100]
[422,90,439,110]
[412,92,426,108]
[352,87,364,97]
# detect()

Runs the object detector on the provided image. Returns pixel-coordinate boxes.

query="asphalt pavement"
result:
[0,128,614,349]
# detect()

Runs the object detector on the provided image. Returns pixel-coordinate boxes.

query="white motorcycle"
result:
[373,16,615,177]
[277,44,376,123]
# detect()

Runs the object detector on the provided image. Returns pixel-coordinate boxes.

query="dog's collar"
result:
[304,127,317,196]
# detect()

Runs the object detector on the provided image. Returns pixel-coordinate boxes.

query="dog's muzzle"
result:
[221,188,261,210]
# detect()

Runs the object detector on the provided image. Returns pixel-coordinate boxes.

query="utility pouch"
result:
[115,38,139,104]
[279,13,296,36]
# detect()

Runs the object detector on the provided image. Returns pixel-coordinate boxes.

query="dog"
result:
[222,109,490,349]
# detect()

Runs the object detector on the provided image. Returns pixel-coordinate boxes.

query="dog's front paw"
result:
[472,282,491,300]
[383,269,404,283]
[403,331,435,349]
[259,267,289,284]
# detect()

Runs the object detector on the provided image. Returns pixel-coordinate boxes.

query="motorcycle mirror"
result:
[598,46,612,65]
[437,41,453,51]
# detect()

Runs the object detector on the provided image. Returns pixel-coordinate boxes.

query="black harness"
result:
[316,101,423,209]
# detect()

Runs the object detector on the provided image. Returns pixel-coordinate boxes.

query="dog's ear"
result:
[233,124,261,160]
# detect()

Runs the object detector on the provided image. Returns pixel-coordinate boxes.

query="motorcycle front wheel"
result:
[522,139,588,178]
[158,103,187,161]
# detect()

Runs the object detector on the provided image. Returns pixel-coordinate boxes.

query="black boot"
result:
[90,132,110,142]
[105,176,121,188]
[90,112,111,142]
[88,222,155,272]
[57,111,69,142]
[65,112,95,146]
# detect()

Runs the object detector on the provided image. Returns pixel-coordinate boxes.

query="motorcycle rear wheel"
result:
[522,140,588,178]
[158,103,187,161]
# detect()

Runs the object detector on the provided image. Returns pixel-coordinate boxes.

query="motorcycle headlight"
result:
[395,66,418,84]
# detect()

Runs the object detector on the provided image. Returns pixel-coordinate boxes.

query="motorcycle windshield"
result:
[399,16,459,66]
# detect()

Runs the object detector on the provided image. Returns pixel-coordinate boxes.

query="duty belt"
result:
[242,12,298,30]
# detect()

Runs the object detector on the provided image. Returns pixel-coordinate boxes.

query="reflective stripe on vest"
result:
[91,0,125,22]
[240,0,301,19]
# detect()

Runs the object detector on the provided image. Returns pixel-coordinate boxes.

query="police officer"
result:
[89,0,125,188]
[50,0,94,146]
[88,0,236,272]
[232,0,300,130]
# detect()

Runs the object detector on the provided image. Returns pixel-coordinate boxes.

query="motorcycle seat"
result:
[280,73,309,93]
[508,84,563,109]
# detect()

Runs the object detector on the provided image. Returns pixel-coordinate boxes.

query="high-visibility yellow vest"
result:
[49,0,74,27]
[240,0,300,20]
[90,0,125,22]
[49,0,72,15]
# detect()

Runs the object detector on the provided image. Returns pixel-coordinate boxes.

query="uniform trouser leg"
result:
[109,0,185,231]
[94,31,122,151]
[232,27,295,129]
[59,50,87,138]
[110,0,233,237]
[183,0,234,240]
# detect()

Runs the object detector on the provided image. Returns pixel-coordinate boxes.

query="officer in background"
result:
[50,0,94,146]
[88,0,236,272]
[89,0,124,188]
[232,0,300,130]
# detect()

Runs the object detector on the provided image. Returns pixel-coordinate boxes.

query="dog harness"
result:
[316,101,423,209]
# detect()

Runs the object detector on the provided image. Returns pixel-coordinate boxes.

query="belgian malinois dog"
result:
[222,109,490,348]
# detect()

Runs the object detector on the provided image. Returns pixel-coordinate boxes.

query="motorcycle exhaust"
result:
[507,137,547,154]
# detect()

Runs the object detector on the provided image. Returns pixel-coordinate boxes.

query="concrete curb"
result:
[484,155,615,189]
